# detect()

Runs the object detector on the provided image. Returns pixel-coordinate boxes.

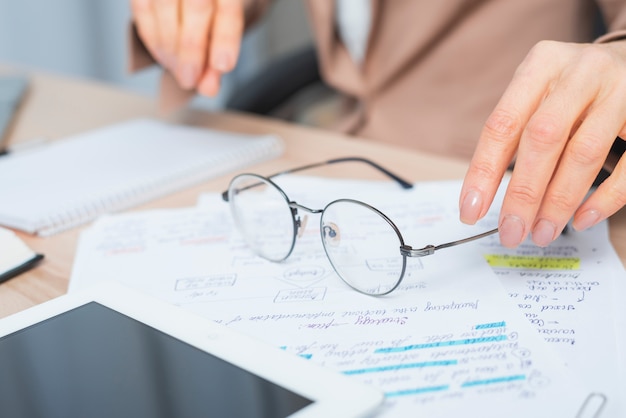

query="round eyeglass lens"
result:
[228,174,296,262]
[320,199,406,296]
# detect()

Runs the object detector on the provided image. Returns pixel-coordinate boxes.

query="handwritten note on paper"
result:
[338,176,623,417]
[70,180,594,417]
[477,223,623,416]
[205,176,625,415]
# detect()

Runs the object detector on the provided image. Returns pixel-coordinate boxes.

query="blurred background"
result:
[0,0,313,111]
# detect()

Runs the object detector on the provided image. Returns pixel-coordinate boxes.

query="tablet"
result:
[0,283,383,418]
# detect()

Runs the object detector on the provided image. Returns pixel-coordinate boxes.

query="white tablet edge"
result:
[0,282,384,418]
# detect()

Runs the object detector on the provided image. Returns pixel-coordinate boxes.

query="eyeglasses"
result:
[222,157,498,296]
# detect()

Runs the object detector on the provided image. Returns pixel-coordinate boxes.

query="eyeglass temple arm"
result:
[400,228,499,257]
[221,156,413,201]
[267,157,414,189]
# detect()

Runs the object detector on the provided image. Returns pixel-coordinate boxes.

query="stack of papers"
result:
[70,176,626,417]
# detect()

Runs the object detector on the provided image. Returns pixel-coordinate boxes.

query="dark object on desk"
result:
[0,254,44,284]
[226,45,322,116]
[0,75,29,155]
[0,302,311,418]
[225,44,342,128]
[595,137,626,186]
[0,227,44,283]
[0,285,384,418]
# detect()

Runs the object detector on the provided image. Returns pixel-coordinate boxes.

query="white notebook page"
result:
[0,119,284,235]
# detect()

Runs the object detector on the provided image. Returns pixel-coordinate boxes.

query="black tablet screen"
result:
[0,302,312,418]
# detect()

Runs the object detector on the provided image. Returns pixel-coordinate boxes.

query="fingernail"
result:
[460,189,483,225]
[499,215,525,248]
[179,64,198,90]
[532,219,556,247]
[573,209,601,231]
[213,51,232,72]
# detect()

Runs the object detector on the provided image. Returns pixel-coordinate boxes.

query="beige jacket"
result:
[130,0,626,160]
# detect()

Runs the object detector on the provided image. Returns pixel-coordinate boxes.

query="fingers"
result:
[177,0,215,89]
[498,54,604,248]
[573,149,626,230]
[131,0,162,62]
[209,0,244,73]
[461,41,626,249]
[131,0,244,94]
[532,100,624,245]
[460,41,563,227]
[153,0,180,70]
[196,0,244,96]
[198,67,222,96]
[131,0,181,72]
[177,0,243,92]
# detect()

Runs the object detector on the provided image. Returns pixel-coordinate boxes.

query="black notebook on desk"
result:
[0,118,284,236]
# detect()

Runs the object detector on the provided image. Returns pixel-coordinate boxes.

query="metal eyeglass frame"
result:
[222,157,498,295]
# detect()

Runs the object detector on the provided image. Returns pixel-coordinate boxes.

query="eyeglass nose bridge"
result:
[400,245,435,257]
[289,201,323,214]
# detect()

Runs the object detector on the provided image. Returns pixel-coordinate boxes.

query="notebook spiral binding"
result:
[31,133,283,236]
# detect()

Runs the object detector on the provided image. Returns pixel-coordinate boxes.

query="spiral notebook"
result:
[0,118,284,236]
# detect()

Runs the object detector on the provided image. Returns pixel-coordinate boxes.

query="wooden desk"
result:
[2,69,625,319]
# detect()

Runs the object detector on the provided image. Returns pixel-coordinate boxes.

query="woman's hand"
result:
[460,40,626,248]
[130,0,244,96]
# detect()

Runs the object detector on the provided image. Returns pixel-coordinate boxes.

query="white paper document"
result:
[478,217,624,415]
[70,176,623,417]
